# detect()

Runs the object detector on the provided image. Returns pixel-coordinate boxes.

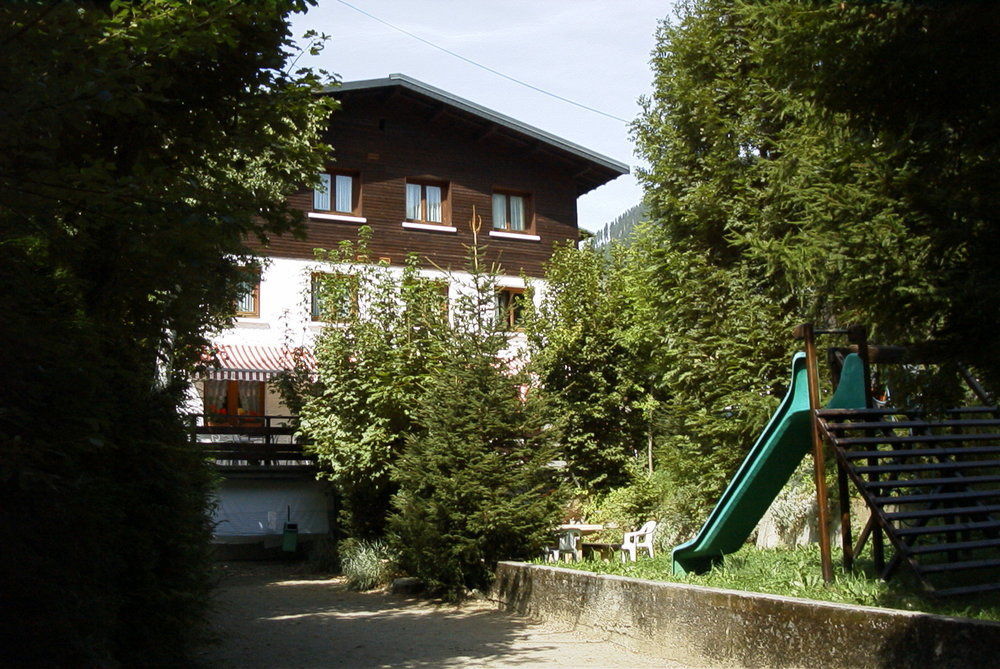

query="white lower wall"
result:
[219,256,544,351]
[212,478,330,542]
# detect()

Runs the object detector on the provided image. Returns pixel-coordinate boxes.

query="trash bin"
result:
[282,522,299,552]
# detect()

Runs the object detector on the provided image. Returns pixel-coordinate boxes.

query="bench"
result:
[581,542,618,561]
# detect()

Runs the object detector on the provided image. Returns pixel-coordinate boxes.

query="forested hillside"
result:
[592,203,647,247]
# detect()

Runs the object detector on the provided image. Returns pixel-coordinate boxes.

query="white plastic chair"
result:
[620,520,657,562]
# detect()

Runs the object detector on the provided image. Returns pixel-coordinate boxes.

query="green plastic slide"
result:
[671,352,867,575]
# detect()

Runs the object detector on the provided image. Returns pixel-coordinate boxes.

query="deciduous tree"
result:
[0,2,333,663]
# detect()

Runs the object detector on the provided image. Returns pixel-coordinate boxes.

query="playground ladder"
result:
[817,406,1000,597]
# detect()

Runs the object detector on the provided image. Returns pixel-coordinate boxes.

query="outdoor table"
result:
[552,523,604,562]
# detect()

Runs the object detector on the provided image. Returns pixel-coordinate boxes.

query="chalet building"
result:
[188,74,627,551]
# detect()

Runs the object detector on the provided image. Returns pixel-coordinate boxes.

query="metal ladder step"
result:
[825,419,1000,432]
[821,406,999,415]
[836,433,1000,447]
[856,460,1000,475]
[886,504,1000,521]
[896,520,1000,537]
[875,490,1000,505]
[907,538,1000,555]
[917,557,1000,574]
[932,582,1000,597]
[866,475,1000,490]
[845,445,1000,460]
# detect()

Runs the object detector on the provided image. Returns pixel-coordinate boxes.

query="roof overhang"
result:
[321,74,629,196]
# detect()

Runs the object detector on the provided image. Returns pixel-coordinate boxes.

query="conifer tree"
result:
[388,244,561,597]
[631,0,1000,531]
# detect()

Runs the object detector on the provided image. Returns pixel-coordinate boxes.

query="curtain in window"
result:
[204,381,228,415]
[311,275,323,319]
[492,193,506,229]
[335,174,352,213]
[236,280,256,314]
[510,195,524,230]
[406,183,422,220]
[314,173,331,210]
[236,381,262,416]
[425,185,442,222]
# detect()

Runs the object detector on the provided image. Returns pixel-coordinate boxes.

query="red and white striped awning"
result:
[201,345,317,382]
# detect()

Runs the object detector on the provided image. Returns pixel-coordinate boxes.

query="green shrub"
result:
[1,1,333,664]
[0,256,215,666]
[299,247,447,540]
[339,538,394,591]
[389,343,562,598]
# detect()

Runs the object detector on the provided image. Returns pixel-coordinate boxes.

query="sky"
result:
[289,0,677,232]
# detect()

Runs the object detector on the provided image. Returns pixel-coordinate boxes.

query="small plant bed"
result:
[543,545,1000,623]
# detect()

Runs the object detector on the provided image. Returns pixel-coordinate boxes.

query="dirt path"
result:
[198,562,674,668]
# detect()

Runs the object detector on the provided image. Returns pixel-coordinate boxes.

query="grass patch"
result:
[544,545,1000,623]
[339,538,395,591]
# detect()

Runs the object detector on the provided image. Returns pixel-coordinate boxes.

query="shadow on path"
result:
[197,562,663,668]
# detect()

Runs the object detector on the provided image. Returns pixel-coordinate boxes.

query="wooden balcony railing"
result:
[186,414,316,469]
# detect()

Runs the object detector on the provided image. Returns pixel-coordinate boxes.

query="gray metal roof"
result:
[322,74,629,186]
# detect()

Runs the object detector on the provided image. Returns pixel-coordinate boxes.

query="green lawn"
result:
[543,545,1000,623]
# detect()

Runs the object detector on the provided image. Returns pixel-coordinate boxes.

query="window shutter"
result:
[314,173,331,211]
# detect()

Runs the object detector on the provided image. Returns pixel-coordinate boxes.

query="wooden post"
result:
[647,427,654,476]
[797,323,834,583]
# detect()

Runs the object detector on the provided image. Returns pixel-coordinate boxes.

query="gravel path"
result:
[198,562,672,668]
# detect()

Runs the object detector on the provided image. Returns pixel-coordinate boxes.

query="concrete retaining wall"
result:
[490,562,1000,668]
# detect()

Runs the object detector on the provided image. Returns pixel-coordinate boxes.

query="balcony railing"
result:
[187,414,316,469]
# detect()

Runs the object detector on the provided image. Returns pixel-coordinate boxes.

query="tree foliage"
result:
[630,0,1000,532]
[637,0,1000,383]
[0,2,332,664]
[525,241,657,490]
[390,247,561,596]
[298,234,449,539]
[298,238,562,594]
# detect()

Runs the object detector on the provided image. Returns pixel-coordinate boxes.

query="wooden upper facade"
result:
[255,74,628,277]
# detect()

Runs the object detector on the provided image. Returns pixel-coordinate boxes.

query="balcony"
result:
[187,414,317,475]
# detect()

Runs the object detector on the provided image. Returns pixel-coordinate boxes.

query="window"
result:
[492,191,531,232]
[404,276,450,318]
[204,380,265,426]
[235,271,260,318]
[496,287,525,330]
[311,273,357,322]
[314,172,357,214]
[405,181,447,224]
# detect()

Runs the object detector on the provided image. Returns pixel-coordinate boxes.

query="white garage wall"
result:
[212,479,330,541]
